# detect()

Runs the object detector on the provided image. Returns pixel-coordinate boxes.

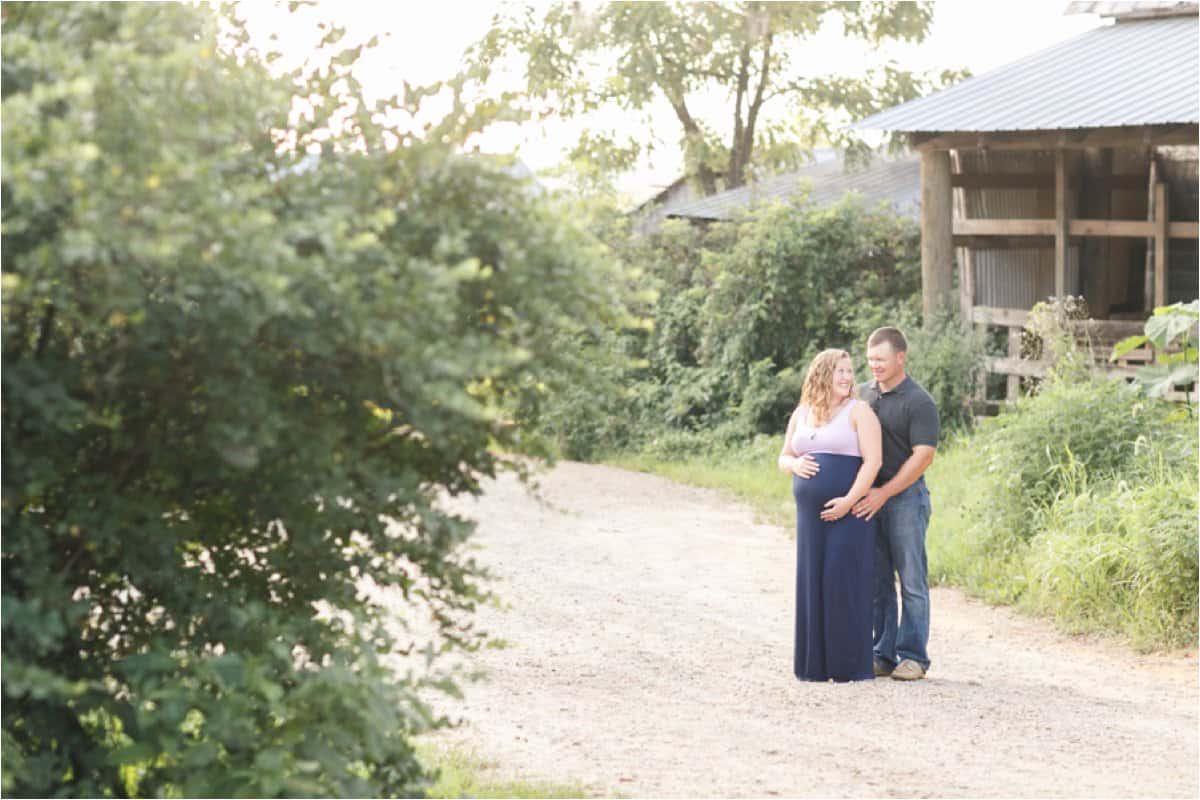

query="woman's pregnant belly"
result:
[791,453,864,507]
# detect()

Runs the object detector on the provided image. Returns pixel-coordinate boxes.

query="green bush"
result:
[904,310,987,438]
[2,4,621,796]
[1023,460,1198,648]
[973,376,1178,542]
[927,371,1198,647]
[531,177,982,459]
[734,360,806,440]
[698,197,921,381]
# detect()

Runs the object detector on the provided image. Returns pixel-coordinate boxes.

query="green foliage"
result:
[699,198,921,379]
[2,3,622,796]
[1022,458,1198,648]
[904,310,987,438]
[612,434,793,526]
[926,372,1198,647]
[468,1,964,193]
[971,377,1181,544]
[1113,299,1199,406]
[530,191,986,458]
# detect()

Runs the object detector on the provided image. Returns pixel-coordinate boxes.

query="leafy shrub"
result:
[972,375,1178,542]
[582,193,924,449]
[926,369,1198,647]
[734,361,806,440]
[1023,459,1198,648]
[904,310,988,438]
[699,197,921,380]
[2,4,621,796]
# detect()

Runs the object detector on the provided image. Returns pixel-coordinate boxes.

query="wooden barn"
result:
[855,1,1199,401]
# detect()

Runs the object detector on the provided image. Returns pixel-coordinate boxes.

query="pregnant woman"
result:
[777,348,882,682]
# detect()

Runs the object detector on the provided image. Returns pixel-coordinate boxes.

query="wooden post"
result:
[950,150,974,326]
[1006,324,1022,403]
[920,149,954,320]
[1079,148,1112,316]
[1154,181,1169,308]
[1054,149,1069,299]
[1143,155,1157,312]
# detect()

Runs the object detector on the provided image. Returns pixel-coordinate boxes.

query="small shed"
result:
[855,2,1199,400]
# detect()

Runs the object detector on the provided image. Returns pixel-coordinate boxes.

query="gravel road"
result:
[425,461,1198,798]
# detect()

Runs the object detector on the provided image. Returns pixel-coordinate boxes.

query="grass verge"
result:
[417,740,589,799]
[607,434,793,528]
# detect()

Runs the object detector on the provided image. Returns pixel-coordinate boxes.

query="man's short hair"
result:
[868,326,908,353]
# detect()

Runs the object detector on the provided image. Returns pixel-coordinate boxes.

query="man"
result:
[852,327,938,681]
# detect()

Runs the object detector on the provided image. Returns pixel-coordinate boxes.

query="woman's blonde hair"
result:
[799,348,856,425]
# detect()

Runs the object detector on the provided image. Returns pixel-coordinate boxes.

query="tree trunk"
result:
[725,32,772,190]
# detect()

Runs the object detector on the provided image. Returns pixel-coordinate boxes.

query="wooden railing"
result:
[968,305,1191,404]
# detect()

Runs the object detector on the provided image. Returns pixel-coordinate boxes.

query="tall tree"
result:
[468,1,963,195]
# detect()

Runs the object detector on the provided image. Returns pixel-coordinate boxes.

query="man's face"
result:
[867,342,906,387]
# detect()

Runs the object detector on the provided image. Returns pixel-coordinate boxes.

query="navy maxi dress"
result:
[788,401,876,682]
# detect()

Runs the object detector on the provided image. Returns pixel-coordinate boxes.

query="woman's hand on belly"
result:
[820,496,853,522]
[789,455,820,479]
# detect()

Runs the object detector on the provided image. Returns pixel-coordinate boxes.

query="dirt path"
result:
[426,461,1198,798]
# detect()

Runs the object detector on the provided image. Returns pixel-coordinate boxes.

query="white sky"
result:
[237,1,1105,202]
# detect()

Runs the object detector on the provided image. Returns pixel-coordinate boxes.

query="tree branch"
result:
[741,32,773,171]
[727,43,751,187]
[652,29,718,195]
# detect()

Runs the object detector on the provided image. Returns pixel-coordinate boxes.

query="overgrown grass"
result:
[609,434,792,528]
[927,377,1198,648]
[923,439,1028,602]
[606,376,1199,651]
[417,741,589,798]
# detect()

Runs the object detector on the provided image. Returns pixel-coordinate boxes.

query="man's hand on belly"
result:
[852,487,890,520]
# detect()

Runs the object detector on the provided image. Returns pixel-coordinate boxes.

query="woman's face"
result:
[831,356,855,400]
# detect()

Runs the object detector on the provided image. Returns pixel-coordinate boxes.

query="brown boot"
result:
[890,659,926,681]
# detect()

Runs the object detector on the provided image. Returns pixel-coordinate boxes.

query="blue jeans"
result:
[873,479,932,671]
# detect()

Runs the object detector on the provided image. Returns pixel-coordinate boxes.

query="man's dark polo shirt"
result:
[858,375,940,485]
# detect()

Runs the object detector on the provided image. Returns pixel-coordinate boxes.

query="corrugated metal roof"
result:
[1066,1,1198,19]
[855,15,1199,133]
[665,153,919,221]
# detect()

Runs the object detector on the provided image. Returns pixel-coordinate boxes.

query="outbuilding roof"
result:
[665,152,919,222]
[854,13,1199,133]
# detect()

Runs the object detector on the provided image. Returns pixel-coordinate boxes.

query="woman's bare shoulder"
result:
[850,398,878,421]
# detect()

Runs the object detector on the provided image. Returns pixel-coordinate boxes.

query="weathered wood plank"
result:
[950,173,1146,191]
[1168,222,1198,239]
[1069,219,1155,237]
[971,306,1031,326]
[954,221,1199,243]
[988,356,1047,378]
[954,219,1056,236]
[953,235,1056,249]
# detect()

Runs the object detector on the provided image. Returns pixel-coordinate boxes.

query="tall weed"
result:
[1022,459,1198,648]
[974,376,1178,541]
[928,375,1198,649]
